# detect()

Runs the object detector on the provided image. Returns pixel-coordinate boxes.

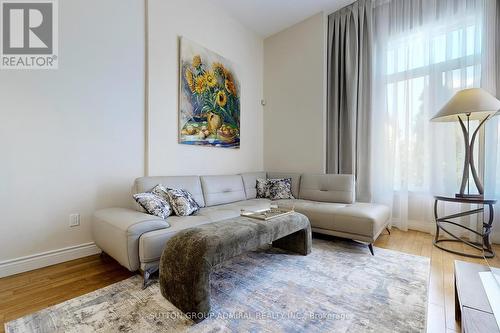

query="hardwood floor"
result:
[0,254,134,333]
[0,229,499,333]
[376,229,500,333]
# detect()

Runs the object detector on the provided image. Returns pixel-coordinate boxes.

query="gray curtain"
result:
[326,0,373,202]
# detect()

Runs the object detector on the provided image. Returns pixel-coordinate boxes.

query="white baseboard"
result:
[0,242,101,278]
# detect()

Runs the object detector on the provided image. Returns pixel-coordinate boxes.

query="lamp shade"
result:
[431,88,500,122]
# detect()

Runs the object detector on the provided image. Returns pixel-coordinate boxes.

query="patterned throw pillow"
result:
[165,188,200,216]
[151,184,170,201]
[256,178,269,198]
[133,192,172,219]
[267,178,294,200]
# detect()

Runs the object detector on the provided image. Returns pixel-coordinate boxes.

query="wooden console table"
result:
[454,260,499,332]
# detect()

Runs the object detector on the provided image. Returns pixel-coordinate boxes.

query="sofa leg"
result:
[386,227,391,235]
[143,267,158,289]
[368,243,374,256]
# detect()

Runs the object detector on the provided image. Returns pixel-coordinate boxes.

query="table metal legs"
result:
[433,199,495,258]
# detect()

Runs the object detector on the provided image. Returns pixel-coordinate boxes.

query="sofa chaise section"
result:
[275,174,391,254]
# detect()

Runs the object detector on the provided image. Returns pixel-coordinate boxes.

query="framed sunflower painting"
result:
[178,37,240,148]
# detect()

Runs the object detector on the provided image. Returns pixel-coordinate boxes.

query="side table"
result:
[434,195,497,258]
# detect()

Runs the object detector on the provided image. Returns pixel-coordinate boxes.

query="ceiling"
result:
[209,0,355,38]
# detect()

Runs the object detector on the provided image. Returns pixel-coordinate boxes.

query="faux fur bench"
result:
[159,212,311,321]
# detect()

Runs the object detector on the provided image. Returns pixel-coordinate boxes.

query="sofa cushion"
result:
[132,192,172,219]
[268,178,294,200]
[139,215,212,264]
[225,198,272,212]
[240,171,266,199]
[199,198,273,222]
[150,184,170,202]
[272,199,296,209]
[201,175,246,206]
[267,172,301,198]
[299,174,355,204]
[329,203,391,238]
[274,199,346,219]
[198,207,241,221]
[165,188,200,216]
[256,178,268,198]
[134,176,205,207]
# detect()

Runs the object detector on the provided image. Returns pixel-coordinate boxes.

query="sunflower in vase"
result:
[181,55,240,143]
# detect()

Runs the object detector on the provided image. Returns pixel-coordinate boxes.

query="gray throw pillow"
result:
[267,178,294,200]
[165,188,200,216]
[133,192,172,219]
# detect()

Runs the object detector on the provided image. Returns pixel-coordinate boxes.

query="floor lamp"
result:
[431,88,500,198]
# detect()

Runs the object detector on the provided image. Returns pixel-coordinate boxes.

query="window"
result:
[384,17,483,193]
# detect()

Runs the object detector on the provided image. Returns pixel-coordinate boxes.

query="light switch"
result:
[69,213,80,227]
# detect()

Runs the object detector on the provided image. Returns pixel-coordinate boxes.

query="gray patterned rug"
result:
[5,239,430,333]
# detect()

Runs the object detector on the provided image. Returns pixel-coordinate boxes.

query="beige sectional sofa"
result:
[92,172,391,277]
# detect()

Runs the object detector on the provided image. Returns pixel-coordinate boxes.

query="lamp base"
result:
[455,193,484,199]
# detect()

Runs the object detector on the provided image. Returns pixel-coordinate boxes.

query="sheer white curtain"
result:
[485,116,500,243]
[370,0,496,231]
[484,0,500,244]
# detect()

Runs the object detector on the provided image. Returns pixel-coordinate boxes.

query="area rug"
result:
[5,239,430,333]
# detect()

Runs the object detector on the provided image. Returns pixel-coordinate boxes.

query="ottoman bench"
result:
[159,212,311,321]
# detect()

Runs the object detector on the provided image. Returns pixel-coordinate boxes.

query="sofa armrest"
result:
[92,208,169,271]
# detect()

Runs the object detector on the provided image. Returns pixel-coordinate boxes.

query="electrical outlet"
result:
[69,213,80,227]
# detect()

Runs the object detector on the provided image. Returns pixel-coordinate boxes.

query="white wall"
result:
[147,0,264,176]
[0,0,145,264]
[0,0,265,273]
[263,13,326,173]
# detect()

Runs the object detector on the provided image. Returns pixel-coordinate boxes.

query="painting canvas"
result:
[178,37,240,148]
